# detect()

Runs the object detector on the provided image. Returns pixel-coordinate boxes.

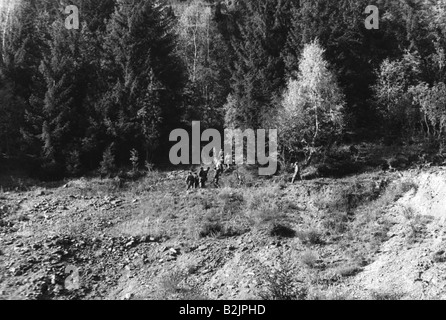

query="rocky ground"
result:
[1,165,446,300]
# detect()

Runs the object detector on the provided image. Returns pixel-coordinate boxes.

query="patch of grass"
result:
[400,179,418,194]
[201,197,214,210]
[403,206,431,244]
[309,287,352,300]
[157,270,207,300]
[0,204,11,218]
[117,215,168,240]
[194,209,250,239]
[339,179,418,261]
[230,166,257,188]
[335,262,362,278]
[222,215,251,237]
[314,182,375,213]
[322,212,349,234]
[257,254,307,300]
[277,199,302,213]
[378,179,418,205]
[245,188,285,226]
[199,221,224,238]
[370,291,404,300]
[301,250,318,268]
[219,189,244,215]
[130,171,167,193]
[296,229,323,245]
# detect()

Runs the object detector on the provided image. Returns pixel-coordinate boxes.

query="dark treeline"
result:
[0,0,445,179]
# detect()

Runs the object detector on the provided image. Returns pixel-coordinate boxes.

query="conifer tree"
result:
[225,0,292,130]
[101,0,186,164]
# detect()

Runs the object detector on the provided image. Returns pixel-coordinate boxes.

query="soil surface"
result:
[1,167,446,300]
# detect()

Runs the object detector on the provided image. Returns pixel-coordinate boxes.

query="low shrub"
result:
[301,250,318,268]
[257,255,307,300]
[296,229,324,245]
[269,223,296,238]
[157,270,207,300]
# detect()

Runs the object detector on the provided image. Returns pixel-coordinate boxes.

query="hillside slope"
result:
[1,167,445,300]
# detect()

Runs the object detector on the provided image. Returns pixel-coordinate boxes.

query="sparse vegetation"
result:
[370,291,405,301]
[157,270,207,300]
[403,206,431,244]
[269,223,296,238]
[301,250,318,268]
[245,188,285,227]
[296,229,323,245]
[335,262,362,278]
[199,220,224,238]
[1,0,446,302]
[130,149,139,174]
[100,145,117,178]
[257,254,308,300]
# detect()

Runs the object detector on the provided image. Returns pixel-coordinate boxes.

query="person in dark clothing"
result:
[198,167,210,188]
[193,171,200,188]
[186,171,195,190]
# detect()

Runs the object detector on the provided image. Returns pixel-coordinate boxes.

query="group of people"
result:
[185,164,225,190]
[185,149,231,190]
[186,157,302,190]
[186,167,210,190]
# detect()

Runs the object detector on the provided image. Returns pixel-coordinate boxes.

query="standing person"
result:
[193,171,200,189]
[199,167,210,188]
[224,153,232,170]
[185,171,195,190]
[213,165,223,187]
[291,162,301,183]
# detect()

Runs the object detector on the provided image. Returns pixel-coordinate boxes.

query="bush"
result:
[301,250,318,268]
[335,263,361,277]
[100,145,116,177]
[157,270,207,300]
[296,229,323,245]
[66,150,82,176]
[219,189,244,215]
[322,212,349,234]
[130,149,139,173]
[257,255,307,300]
[199,221,224,238]
[245,189,285,226]
[269,223,296,238]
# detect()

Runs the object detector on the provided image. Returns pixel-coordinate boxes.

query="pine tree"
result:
[37,20,88,167]
[101,0,186,164]
[225,0,292,130]
[0,0,48,157]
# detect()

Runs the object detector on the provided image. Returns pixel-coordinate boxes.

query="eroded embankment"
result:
[352,168,446,299]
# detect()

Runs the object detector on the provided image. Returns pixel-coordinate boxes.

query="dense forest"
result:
[0,0,445,179]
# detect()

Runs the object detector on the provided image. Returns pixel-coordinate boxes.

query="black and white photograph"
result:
[1,0,446,303]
